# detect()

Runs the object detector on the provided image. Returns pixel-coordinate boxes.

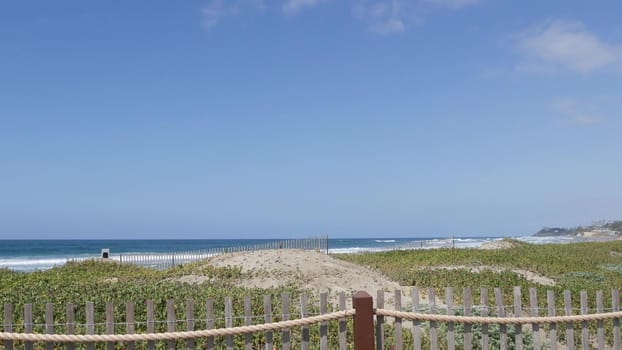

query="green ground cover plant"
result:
[2,240,622,349]
[0,260,346,349]
[336,239,622,301]
[337,240,622,348]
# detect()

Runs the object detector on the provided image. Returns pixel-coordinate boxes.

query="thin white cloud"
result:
[516,20,621,74]
[422,0,481,9]
[370,18,405,34]
[571,115,601,125]
[354,0,413,35]
[201,0,481,32]
[201,0,267,30]
[354,0,478,34]
[552,99,602,126]
[282,0,321,15]
[201,0,239,30]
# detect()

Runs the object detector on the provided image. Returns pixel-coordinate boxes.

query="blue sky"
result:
[1,0,621,239]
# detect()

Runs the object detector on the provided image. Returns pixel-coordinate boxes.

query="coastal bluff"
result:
[534,220,622,237]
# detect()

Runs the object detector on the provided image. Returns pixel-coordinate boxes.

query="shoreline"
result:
[1,235,620,272]
[3,239,622,313]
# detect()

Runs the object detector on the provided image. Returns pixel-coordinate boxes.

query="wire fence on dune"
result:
[70,235,330,269]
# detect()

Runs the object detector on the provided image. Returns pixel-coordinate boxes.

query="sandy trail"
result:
[177,248,554,310]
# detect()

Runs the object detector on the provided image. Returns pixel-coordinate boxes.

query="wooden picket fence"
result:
[373,287,622,350]
[1,291,348,350]
[72,236,330,270]
[2,287,622,350]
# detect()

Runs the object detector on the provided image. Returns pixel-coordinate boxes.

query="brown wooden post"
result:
[353,291,375,350]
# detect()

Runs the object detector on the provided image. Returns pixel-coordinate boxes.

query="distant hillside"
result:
[610,221,622,232]
[534,227,576,236]
[534,220,622,237]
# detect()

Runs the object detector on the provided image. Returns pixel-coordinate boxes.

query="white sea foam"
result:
[329,247,387,254]
[517,235,579,244]
[452,238,490,248]
[2,235,617,271]
[0,257,71,272]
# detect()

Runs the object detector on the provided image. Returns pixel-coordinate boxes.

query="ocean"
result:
[0,235,598,272]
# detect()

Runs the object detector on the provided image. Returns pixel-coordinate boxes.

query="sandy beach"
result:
[208,249,398,292]
[175,242,555,309]
[177,249,401,308]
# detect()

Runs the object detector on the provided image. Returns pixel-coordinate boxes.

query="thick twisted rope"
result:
[375,309,622,325]
[5,308,622,342]
[0,310,355,343]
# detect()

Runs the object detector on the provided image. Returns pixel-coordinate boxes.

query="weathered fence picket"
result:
[264,295,273,350]
[596,291,604,350]
[494,288,507,350]
[3,304,12,350]
[86,302,94,350]
[463,288,473,350]
[147,300,155,350]
[126,302,136,350]
[24,303,33,350]
[1,288,622,350]
[44,303,53,350]
[67,303,75,350]
[514,287,522,350]
[206,298,214,350]
[395,289,403,350]
[281,293,291,350]
[166,300,175,350]
[339,292,347,350]
[529,288,541,350]
[480,288,489,350]
[185,299,194,350]
[565,290,575,350]
[225,297,233,350]
[446,287,454,350]
[581,291,589,350]
[300,293,309,350]
[412,287,422,350]
[547,290,557,350]
[376,290,384,350]
[429,288,438,350]
[106,302,115,350]
[320,292,328,350]
[244,296,252,350]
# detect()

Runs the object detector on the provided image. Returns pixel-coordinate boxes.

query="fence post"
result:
[326,235,329,254]
[4,303,13,350]
[353,291,375,350]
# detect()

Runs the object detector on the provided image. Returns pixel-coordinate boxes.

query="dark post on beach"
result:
[353,291,375,350]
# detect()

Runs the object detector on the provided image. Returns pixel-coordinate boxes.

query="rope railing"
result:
[8,305,621,330]
[3,311,332,329]
[375,308,622,324]
[5,308,622,343]
[0,309,355,343]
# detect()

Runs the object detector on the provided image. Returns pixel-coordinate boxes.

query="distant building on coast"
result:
[535,219,622,237]
[578,220,620,237]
